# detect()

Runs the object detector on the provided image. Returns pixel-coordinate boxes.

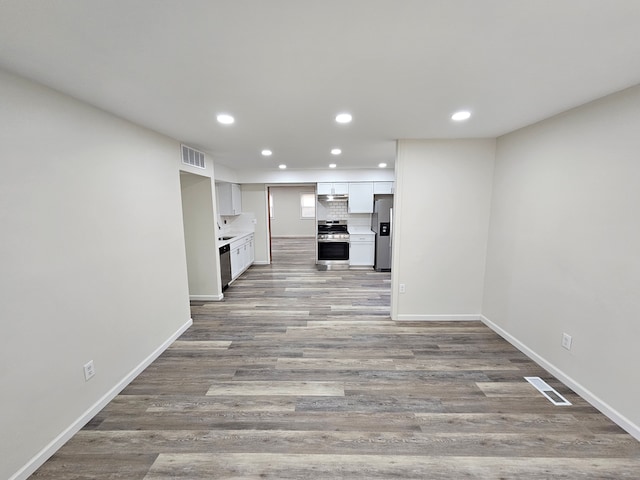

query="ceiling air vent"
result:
[181,144,206,169]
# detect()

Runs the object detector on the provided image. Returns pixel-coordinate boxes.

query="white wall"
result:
[392,139,495,321]
[241,184,270,264]
[483,85,640,438]
[236,168,394,184]
[211,162,240,184]
[269,185,316,237]
[0,69,192,480]
[180,172,222,300]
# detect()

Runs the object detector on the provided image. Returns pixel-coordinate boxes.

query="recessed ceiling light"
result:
[278,164,287,169]
[217,113,235,125]
[261,149,272,156]
[331,148,342,155]
[329,163,337,169]
[451,110,471,121]
[378,163,387,168]
[335,113,352,124]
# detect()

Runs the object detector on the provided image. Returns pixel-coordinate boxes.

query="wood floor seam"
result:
[30,238,640,479]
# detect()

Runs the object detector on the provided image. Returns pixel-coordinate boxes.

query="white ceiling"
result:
[1,0,640,172]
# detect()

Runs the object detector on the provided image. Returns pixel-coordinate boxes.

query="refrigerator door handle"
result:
[389,208,393,248]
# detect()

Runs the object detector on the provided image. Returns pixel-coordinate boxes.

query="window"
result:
[269,192,274,218]
[300,193,316,219]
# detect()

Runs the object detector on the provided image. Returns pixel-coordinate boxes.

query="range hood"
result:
[318,194,348,201]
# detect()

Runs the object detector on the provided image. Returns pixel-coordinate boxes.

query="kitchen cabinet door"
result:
[333,183,349,194]
[248,235,255,264]
[241,243,249,271]
[218,182,242,215]
[350,241,375,266]
[231,245,242,278]
[230,234,255,280]
[317,182,349,195]
[348,182,374,213]
[317,183,332,195]
[373,181,394,194]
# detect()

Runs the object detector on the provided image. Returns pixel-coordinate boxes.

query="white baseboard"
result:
[189,294,224,301]
[252,260,270,265]
[10,317,193,480]
[481,315,640,442]
[396,313,482,321]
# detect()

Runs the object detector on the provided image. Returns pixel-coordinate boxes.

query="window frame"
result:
[300,192,316,219]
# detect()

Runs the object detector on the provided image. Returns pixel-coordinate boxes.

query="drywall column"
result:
[392,139,495,321]
[241,184,270,265]
[180,172,222,300]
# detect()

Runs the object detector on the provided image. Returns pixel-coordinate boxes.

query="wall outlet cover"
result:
[83,360,95,381]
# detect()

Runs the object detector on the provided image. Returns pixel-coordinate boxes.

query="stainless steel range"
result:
[317,220,350,269]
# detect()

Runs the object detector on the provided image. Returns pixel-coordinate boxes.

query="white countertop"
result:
[217,231,254,246]
[348,226,375,235]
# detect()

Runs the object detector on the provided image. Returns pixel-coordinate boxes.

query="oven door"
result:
[317,239,349,261]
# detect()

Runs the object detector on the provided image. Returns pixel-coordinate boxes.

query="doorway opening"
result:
[267,184,317,265]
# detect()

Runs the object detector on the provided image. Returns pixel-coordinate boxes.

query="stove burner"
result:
[317,220,349,241]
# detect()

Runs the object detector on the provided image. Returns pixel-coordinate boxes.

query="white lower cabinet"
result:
[248,236,255,264]
[230,242,242,279]
[349,234,375,266]
[230,233,255,280]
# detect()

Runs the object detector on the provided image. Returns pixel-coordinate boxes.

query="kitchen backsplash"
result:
[316,199,372,226]
[218,212,256,236]
[347,213,372,227]
[323,200,348,220]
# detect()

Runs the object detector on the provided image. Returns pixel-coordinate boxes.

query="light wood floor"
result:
[31,238,640,479]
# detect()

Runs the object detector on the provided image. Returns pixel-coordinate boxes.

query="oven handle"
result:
[317,238,350,243]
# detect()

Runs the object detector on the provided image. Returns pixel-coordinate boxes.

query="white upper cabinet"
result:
[317,182,348,195]
[373,181,394,194]
[348,182,374,213]
[316,183,331,195]
[218,182,242,216]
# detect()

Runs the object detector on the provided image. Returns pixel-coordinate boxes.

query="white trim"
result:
[10,318,193,480]
[481,315,640,442]
[189,294,224,301]
[395,313,482,322]
[252,260,270,265]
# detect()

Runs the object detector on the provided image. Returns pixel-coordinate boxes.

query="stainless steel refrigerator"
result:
[371,195,393,271]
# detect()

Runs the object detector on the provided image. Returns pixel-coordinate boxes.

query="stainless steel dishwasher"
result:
[219,244,231,291]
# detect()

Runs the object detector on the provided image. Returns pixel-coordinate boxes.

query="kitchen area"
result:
[215,181,257,291]
[210,179,394,297]
[316,181,394,271]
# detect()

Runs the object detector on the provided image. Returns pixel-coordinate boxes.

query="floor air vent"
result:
[181,144,206,169]
[525,377,572,406]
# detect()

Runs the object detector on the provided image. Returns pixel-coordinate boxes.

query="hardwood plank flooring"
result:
[30,238,640,479]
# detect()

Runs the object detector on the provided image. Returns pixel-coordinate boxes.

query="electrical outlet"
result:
[399,283,406,294]
[561,333,572,350]
[83,360,95,381]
